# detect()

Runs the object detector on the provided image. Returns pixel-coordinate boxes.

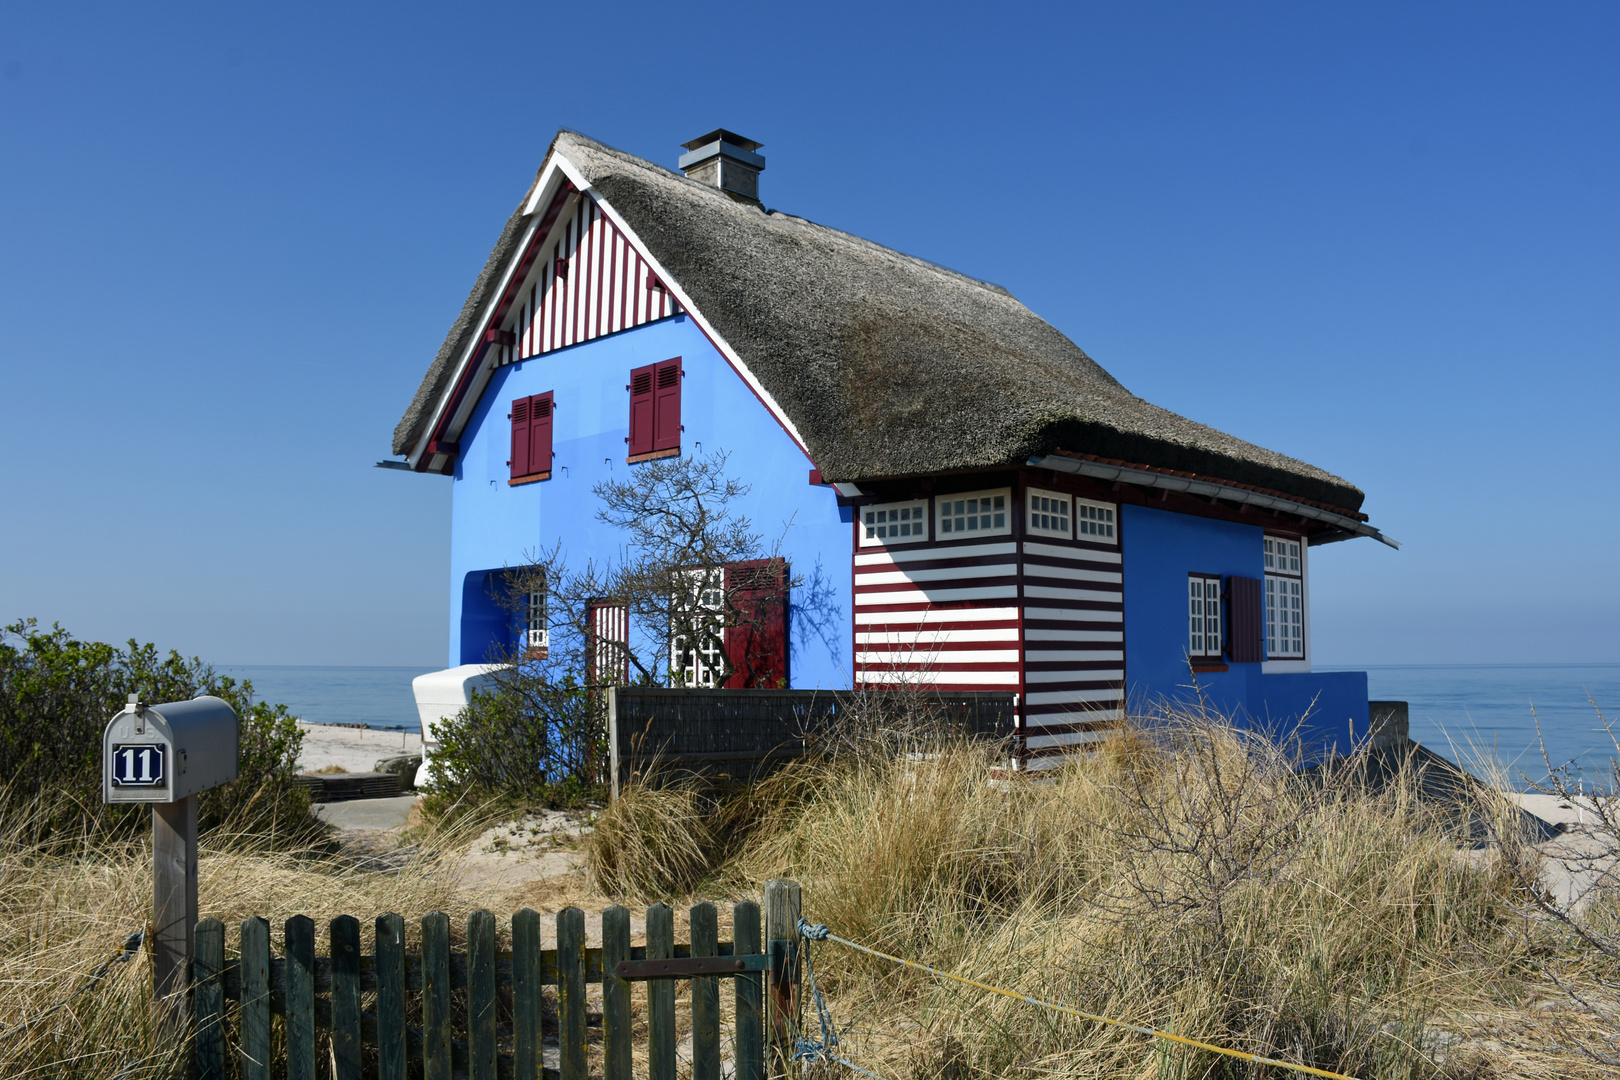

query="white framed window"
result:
[1026,489,1071,538]
[1264,535,1304,659]
[1265,577,1304,658]
[671,568,726,687]
[937,489,1009,537]
[859,500,929,547]
[1188,574,1222,659]
[1264,535,1301,575]
[525,590,548,651]
[1075,498,1118,543]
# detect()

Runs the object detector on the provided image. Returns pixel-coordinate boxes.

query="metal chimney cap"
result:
[681,129,762,153]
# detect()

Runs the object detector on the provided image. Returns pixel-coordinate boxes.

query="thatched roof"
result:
[395,131,1365,514]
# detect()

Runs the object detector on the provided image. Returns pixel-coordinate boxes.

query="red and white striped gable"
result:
[511,194,681,360]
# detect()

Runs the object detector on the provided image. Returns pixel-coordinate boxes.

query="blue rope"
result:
[793,918,887,1080]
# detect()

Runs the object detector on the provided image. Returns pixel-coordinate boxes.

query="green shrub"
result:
[0,618,318,847]
[424,663,607,811]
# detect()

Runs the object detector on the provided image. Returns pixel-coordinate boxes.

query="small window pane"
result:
[860,500,929,546]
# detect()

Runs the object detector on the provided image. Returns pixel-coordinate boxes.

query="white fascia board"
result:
[407,158,576,468]
[580,186,812,458]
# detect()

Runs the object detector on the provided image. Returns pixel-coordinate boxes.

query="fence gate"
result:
[193,881,805,1080]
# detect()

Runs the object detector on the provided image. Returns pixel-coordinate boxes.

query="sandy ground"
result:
[297,720,422,773]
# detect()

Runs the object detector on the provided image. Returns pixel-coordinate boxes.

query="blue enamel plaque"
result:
[110,743,167,787]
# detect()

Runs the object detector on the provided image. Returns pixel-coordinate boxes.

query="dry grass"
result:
[0,793,500,1079]
[8,715,1620,1078]
[590,719,1620,1079]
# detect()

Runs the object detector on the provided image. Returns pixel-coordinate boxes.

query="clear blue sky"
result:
[2,3,1615,667]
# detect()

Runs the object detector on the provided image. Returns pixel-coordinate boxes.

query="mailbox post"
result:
[104,693,239,1030]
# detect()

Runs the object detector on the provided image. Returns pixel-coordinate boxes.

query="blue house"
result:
[389,129,1396,767]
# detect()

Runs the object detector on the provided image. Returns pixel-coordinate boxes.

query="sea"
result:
[220,663,1620,791]
[1317,663,1620,791]
[218,666,436,735]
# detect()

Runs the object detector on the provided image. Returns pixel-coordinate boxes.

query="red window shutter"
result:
[529,393,553,476]
[722,558,789,689]
[652,357,682,452]
[627,364,655,456]
[509,397,531,479]
[1227,576,1264,663]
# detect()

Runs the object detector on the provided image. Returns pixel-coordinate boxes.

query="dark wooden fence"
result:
[193,882,806,1080]
[607,688,1019,795]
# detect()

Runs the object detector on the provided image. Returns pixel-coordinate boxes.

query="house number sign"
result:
[110,743,167,787]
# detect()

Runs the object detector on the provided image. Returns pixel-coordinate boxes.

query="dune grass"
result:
[589,720,1619,1079]
[5,714,1618,1078]
[0,790,492,1080]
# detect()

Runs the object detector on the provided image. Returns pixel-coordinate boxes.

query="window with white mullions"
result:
[938,489,1009,537]
[1265,577,1304,658]
[526,589,548,651]
[859,500,928,546]
[1026,489,1071,538]
[1075,498,1117,542]
[670,568,726,687]
[1188,574,1223,659]
[1263,535,1305,659]
[1264,536,1302,574]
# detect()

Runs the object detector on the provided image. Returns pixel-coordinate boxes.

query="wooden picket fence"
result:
[191,882,804,1080]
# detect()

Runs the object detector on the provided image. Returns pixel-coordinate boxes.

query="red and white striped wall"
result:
[1020,541,1124,767]
[511,195,681,360]
[852,514,1125,769]
[854,541,1022,690]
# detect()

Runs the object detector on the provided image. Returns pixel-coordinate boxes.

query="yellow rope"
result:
[818,931,1362,1080]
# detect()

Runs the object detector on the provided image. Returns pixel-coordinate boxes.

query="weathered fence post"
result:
[647,903,676,1080]
[764,880,802,1078]
[733,900,765,1080]
[285,915,316,1080]
[601,905,633,1080]
[512,908,543,1080]
[151,794,198,1033]
[690,902,720,1080]
[558,907,588,1080]
[469,909,498,1080]
[330,915,362,1080]
[193,917,226,1080]
[375,913,408,1080]
[239,916,271,1080]
[422,911,452,1080]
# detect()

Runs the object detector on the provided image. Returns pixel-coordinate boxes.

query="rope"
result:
[792,919,888,1080]
[804,922,1364,1080]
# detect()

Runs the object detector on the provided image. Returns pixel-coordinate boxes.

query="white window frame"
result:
[525,589,548,652]
[1264,535,1302,575]
[936,488,1011,539]
[859,500,930,547]
[1026,488,1072,539]
[1188,574,1223,660]
[670,568,726,687]
[1264,535,1305,660]
[1074,497,1118,544]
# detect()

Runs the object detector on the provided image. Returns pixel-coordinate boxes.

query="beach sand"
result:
[297,720,422,773]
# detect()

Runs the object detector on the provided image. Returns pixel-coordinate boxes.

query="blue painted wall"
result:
[1121,503,1369,758]
[446,315,852,687]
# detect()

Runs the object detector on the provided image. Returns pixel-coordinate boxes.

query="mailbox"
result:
[103,694,240,804]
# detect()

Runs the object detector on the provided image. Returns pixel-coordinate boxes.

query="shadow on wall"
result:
[460,569,524,666]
